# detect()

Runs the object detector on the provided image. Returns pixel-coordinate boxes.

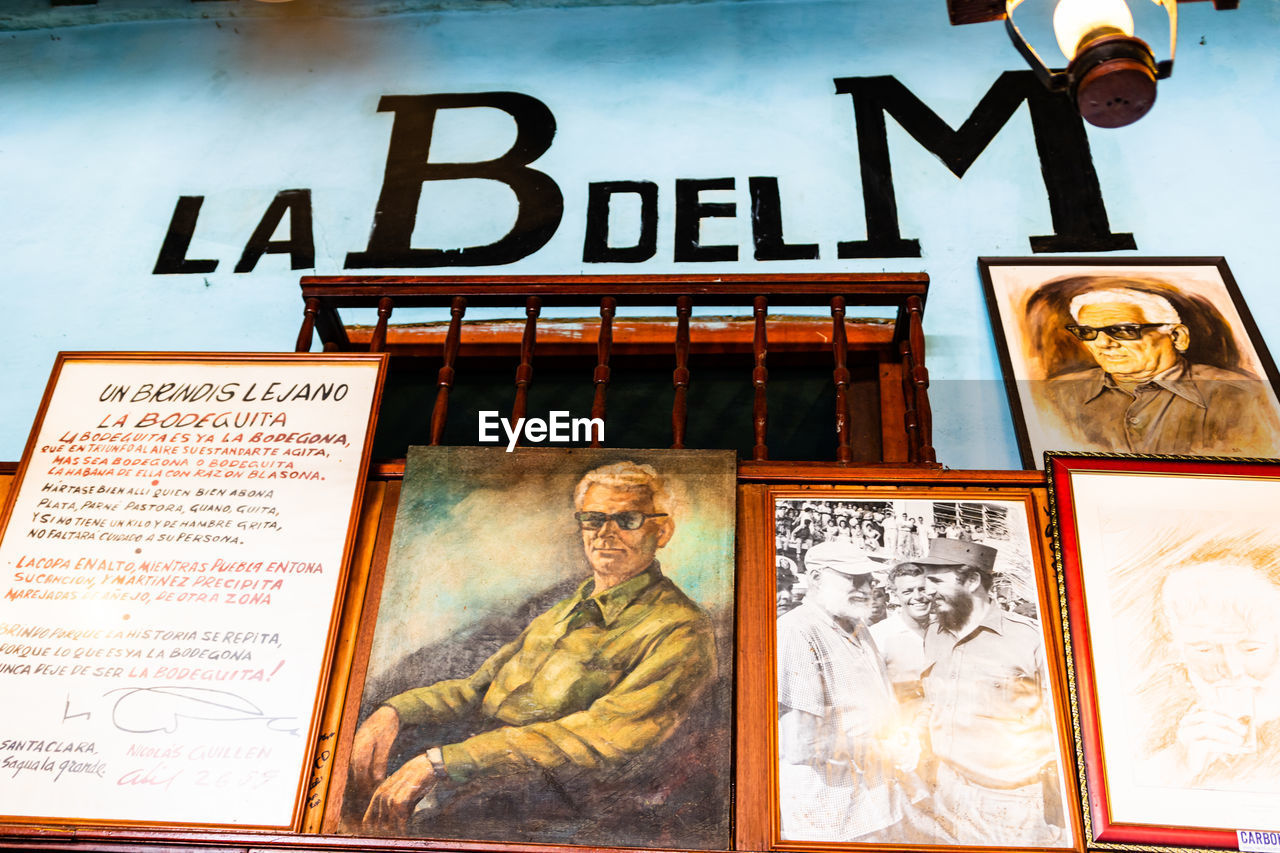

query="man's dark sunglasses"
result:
[1064,323,1167,341]
[574,511,668,531]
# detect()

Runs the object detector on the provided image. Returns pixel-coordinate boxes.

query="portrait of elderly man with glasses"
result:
[777,540,920,843]
[1039,280,1280,456]
[348,459,719,840]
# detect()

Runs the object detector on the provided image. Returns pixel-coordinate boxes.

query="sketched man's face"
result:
[1076,302,1182,381]
[1172,563,1280,686]
[579,484,672,581]
[1163,563,1280,719]
[1173,616,1278,686]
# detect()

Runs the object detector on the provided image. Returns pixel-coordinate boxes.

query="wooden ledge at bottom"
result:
[0,821,729,853]
[366,458,1042,487]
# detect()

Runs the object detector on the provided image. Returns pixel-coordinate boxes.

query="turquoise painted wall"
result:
[1,0,1274,468]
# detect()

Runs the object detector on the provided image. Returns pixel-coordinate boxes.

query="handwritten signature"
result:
[104,686,299,736]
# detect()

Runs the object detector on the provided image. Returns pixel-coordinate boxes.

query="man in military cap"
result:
[917,538,1064,845]
[776,540,914,842]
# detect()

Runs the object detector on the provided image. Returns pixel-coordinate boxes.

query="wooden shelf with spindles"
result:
[295,274,938,468]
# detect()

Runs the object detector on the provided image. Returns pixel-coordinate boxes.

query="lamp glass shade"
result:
[1052,0,1135,61]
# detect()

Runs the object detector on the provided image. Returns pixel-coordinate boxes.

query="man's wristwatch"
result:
[425,747,449,781]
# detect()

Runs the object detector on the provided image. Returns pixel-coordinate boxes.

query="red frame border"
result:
[1047,454,1280,850]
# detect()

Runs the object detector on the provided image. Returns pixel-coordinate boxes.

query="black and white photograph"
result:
[773,493,1075,849]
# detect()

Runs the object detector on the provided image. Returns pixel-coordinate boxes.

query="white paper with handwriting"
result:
[0,354,382,828]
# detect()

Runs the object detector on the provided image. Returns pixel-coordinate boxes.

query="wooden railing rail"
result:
[297,274,935,465]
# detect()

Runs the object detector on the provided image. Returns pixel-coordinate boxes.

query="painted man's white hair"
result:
[573,460,674,516]
[1069,288,1181,325]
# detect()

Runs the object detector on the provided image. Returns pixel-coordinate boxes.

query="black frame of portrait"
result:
[978,256,1280,468]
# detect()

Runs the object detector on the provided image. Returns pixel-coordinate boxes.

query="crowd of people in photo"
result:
[774,500,1036,621]
[773,499,1064,847]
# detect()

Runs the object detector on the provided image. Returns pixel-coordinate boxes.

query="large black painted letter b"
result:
[346,92,564,268]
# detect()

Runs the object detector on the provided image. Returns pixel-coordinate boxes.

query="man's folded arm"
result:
[382,630,530,728]
[440,620,716,784]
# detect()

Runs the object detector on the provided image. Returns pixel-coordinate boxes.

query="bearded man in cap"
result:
[916,538,1064,845]
[777,540,915,842]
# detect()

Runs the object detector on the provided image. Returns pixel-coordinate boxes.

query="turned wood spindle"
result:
[295,296,320,353]
[429,296,467,446]
[906,295,936,464]
[369,296,394,353]
[510,296,542,443]
[831,296,854,464]
[590,297,616,448]
[671,295,693,449]
[900,338,921,463]
[751,295,769,461]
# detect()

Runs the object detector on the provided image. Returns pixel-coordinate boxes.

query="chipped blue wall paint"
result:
[1,0,1276,467]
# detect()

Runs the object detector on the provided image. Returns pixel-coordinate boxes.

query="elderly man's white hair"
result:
[573,460,675,516]
[1069,287,1181,325]
[1161,560,1280,635]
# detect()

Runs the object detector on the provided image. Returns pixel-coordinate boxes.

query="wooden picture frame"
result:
[322,446,737,849]
[1046,453,1280,851]
[979,257,1280,468]
[0,352,387,831]
[737,482,1083,853]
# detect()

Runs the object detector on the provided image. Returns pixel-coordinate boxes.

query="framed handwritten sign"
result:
[0,353,386,831]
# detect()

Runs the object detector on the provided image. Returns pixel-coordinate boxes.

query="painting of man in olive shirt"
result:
[341,449,734,848]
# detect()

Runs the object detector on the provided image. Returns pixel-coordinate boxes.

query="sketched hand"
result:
[1176,706,1252,776]
[362,754,438,833]
[350,705,400,793]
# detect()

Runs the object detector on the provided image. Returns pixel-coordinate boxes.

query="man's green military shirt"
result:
[383,564,716,785]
